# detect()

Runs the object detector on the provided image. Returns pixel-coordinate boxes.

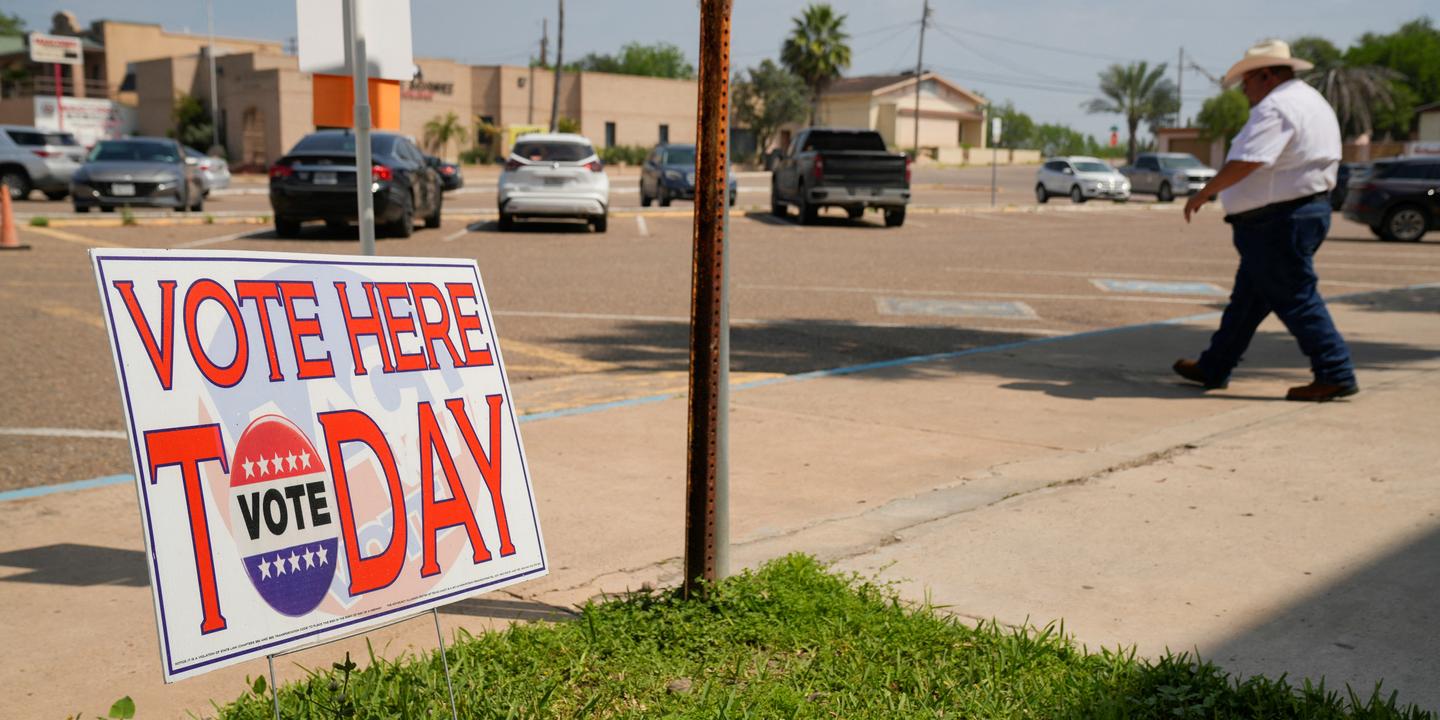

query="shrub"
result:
[599,144,649,166]
[120,207,136,226]
[458,146,493,164]
[28,216,48,227]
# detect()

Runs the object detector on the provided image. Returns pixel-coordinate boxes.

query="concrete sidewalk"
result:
[3,285,1438,717]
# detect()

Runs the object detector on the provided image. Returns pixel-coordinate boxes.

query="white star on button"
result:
[316,545,329,565]
[259,557,271,579]
[274,554,286,575]
[258,456,271,475]
[289,552,300,572]
[242,458,255,478]
[285,452,297,471]
[299,451,312,469]
[304,547,315,569]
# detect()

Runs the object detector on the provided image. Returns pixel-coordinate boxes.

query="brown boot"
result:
[1285,382,1359,402]
[1172,359,1227,390]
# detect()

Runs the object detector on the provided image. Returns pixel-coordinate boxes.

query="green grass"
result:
[214,555,1430,719]
[28,215,49,227]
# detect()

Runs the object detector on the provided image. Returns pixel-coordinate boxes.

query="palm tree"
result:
[422,112,467,161]
[1291,35,1401,139]
[780,3,852,125]
[1083,61,1178,164]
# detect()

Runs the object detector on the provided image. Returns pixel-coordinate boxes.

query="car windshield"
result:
[6,129,79,146]
[1159,155,1205,169]
[663,147,697,165]
[290,133,399,155]
[512,141,594,162]
[88,141,180,163]
[1073,161,1112,173]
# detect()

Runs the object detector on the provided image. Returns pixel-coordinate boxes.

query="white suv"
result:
[1035,156,1130,204]
[0,125,86,200]
[497,133,610,232]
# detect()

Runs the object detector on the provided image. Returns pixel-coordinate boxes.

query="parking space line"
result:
[494,309,764,325]
[23,226,120,248]
[636,215,649,237]
[943,266,1388,289]
[499,338,618,374]
[442,227,471,242]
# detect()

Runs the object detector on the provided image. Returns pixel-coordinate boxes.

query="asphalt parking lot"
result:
[3,173,1436,493]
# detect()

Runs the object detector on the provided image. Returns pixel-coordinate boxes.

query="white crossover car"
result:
[1035,156,1131,204]
[497,133,609,232]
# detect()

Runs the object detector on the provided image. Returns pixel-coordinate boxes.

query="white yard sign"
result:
[90,249,546,682]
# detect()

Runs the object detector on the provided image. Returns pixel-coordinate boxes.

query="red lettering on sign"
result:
[278,281,334,379]
[377,282,427,372]
[114,280,177,390]
[417,401,491,577]
[235,281,284,382]
[318,410,407,596]
[446,395,515,556]
[335,282,395,376]
[184,280,249,388]
[145,424,228,635]
[410,282,463,370]
[445,283,493,367]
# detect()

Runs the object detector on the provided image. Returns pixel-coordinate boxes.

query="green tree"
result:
[780,3,852,125]
[0,11,25,35]
[569,42,695,79]
[1291,34,1403,139]
[732,59,808,162]
[1083,61,1178,164]
[990,101,1035,150]
[1032,123,1092,157]
[170,95,214,151]
[422,111,467,160]
[1196,89,1250,150]
[1345,18,1440,138]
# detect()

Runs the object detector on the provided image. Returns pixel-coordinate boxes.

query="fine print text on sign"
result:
[89,250,546,682]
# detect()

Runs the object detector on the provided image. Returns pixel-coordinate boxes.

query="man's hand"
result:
[1184,191,1211,223]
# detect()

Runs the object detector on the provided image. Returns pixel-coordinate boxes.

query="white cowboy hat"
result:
[1222,39,1314,88]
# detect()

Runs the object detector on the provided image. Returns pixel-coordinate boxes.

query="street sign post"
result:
[991,116,1002,207]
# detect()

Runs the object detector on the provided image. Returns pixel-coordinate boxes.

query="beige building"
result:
[1418,102,1440,142]
[816,72,988,160]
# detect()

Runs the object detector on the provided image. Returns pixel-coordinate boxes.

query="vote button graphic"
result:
[229,415,338,616]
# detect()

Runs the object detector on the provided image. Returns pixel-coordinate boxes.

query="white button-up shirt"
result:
[1219,79,1342,215]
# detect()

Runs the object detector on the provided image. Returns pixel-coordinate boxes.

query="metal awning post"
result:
[683,0,733,599]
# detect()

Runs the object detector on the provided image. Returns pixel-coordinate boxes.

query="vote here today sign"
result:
[89,250,547,682]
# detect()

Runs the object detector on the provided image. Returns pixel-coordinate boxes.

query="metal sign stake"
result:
[433,608,459,720]
[267,654,280,720]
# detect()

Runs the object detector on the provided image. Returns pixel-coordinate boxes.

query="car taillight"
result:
[371,164,393,181]
[440,166,456,175]
[31,149,58,158]
[905,156,913,184]
[504,158,524,171]
[812,155,824,180]
[584,160,602,172]
[269,162,294,179]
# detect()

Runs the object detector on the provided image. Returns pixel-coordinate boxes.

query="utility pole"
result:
[910,0,930,157]
[548,0,564,132]
[206,0,220,153]
[1176,46,1184,127]
[529,19,546,124]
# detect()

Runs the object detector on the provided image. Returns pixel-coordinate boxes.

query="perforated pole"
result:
[683,0,732,599]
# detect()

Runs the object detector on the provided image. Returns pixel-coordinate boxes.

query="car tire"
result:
[640,183,652,207]
[591,213,608,233]
[770,183,786,218]
[798,197,818,225]
[1380,204,1427,242]
[424,193,442,229]
[659,187,671,207]
[846,207,864,220]
[387,196,415,238]
[1,168,31,200]
[1157,182,1174,203]
[189,191,204,212]
[1070,185,1086,204]
[44,190,67,201]
[100,205,115,213]
[275,216,302,238]
[74,204,89,213]
[884,207,906,228]
[1035,184,1048,204]
[325,219,348,232]
[498,212,514,231]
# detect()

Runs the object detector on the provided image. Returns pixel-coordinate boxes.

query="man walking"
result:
[1175,40,1357,402]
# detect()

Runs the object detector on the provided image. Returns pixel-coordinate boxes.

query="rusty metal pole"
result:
[683,0,732,599]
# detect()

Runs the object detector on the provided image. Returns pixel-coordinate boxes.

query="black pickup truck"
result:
[770,128,911,227]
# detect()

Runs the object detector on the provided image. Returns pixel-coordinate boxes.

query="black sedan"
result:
[639,143,736,207]
[71,137,205,213]
[426,155,464,192]
[1342,157,1439,242]
[269,130,442,238]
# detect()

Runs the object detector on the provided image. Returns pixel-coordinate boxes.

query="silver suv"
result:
[1035,156,1131,203]
[1121,152,1216,202]
[0,125,85,200]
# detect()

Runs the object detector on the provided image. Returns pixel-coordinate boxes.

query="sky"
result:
[7,0,1434,140]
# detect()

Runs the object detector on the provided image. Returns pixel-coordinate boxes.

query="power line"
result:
[932,22,1137,63]
[929,23,1088,88]
[851,21,919,55]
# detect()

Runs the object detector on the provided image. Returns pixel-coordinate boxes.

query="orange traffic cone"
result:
[1,182,32,251]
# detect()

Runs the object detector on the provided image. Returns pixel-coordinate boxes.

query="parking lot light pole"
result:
[343,0,376,256]
[683,0,733,599]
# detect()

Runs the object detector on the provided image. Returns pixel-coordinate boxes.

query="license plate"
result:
[111,183,135,196]
[314,172,337,185]
[543,176,567,186]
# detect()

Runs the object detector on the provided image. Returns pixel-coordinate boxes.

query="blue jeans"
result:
[1197,197,1356,386]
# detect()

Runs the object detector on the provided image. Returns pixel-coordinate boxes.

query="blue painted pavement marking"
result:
[876,297,1038,319]
[1092,279,1226,296]
[0,474,132,502]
